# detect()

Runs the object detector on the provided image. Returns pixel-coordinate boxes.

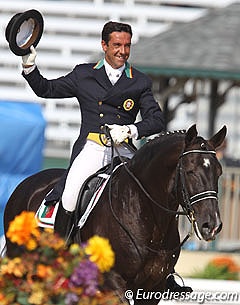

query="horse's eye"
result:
[200,143,207,150]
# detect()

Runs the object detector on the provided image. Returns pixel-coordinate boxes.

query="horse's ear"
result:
[209,125,227,149]
[185,124,198,145]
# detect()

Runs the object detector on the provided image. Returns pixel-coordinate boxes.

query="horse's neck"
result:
[132,137,184,187]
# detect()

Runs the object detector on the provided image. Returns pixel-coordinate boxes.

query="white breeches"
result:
[62,140,134,212]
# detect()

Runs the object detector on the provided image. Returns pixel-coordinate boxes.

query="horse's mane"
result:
[130,129,186,166]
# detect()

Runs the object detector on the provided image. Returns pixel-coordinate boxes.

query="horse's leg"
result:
[104,271,128,303]
[105,272,160,305]
[162,216,192,294]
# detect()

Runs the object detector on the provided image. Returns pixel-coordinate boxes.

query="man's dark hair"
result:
[102,21,132,44]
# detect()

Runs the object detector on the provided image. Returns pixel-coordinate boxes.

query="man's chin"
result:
[115,59,127,67]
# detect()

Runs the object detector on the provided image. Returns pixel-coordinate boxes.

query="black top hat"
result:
[5,9,44,56]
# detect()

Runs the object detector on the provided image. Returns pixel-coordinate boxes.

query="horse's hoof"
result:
[165,274,193,293]
[177,285,193,293]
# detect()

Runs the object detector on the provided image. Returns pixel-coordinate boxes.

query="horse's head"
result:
[178,124,227,241]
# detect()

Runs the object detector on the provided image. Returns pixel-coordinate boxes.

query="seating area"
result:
[0,0,234,158]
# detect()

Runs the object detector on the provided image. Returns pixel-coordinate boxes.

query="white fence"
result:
[219,166,240,242]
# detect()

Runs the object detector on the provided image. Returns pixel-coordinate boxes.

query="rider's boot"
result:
[54,200,74,244]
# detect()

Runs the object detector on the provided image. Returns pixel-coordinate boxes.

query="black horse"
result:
[4,124,226,304]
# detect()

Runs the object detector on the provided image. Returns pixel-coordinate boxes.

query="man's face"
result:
[102,31,131,69]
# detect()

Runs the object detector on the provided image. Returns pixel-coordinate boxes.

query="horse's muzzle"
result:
[200,215,223,241]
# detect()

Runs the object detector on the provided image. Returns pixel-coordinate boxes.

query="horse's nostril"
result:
[202,222,209,230]
[201,222,211,238]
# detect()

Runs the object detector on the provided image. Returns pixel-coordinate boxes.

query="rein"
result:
[103,130,218,219]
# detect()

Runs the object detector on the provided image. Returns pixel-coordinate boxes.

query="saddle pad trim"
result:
[78,163,124,228]
[35,202,59,229]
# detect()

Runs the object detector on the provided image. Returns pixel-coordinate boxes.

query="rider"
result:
[21,21,165,238]
[21,20,192,294]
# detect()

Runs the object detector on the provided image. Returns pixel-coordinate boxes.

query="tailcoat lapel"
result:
[92,59,134,100]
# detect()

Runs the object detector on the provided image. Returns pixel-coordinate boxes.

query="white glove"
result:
[107,124,131,145]
[22,45,37,67]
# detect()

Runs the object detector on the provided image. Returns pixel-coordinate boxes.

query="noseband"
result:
[177,149,218,219]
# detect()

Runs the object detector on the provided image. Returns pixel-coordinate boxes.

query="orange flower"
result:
[6,211,40,250]
[36,264,53,278]
[0,293,5,300]
[211,256,240,273]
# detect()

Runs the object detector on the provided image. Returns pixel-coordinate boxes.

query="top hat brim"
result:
[5,9,44,56]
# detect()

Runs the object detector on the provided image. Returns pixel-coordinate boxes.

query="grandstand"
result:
[0,0,236,158]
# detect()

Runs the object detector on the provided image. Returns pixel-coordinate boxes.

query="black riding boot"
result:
[54,201,74,244]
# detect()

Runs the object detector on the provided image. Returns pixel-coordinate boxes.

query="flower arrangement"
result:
[190,256,240,281]
[0,211,125,305]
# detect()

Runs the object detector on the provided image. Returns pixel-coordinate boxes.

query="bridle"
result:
[176,149,218,239]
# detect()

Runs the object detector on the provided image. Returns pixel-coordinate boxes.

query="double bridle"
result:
[176,149,219,240]
[177,149,218,217]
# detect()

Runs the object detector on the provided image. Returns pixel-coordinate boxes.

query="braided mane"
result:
[130,129,186,167]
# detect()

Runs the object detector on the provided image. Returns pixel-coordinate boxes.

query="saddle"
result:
[75,156,128,227]
[36,157,128,229]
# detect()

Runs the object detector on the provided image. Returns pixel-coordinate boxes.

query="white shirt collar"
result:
[104,58,125,78]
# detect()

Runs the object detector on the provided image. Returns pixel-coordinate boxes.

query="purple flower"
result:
[65,292,79,305]
[70,259,99,296]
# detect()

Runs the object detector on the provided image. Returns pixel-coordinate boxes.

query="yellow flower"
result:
[69,243,81,255]
[85,235,115,272]
[0,257,25,277]
[6,211,40,248]
[28,289,45,305]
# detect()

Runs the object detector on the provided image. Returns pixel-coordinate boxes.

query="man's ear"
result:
[101,40,107,52]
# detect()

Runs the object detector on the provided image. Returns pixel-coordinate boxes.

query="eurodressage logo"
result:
[124,289,240,304]
[124,289,173,304]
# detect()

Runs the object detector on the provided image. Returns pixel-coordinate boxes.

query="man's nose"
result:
[119,46,126,54]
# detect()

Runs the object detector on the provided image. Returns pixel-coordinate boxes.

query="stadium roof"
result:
[131,3,240,80]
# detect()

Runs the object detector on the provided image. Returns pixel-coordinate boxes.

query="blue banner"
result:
[0,101,46,236]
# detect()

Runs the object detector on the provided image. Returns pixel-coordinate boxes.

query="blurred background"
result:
[0,0,240,257]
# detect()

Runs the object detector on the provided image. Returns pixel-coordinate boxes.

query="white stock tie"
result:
[109,71,120,85]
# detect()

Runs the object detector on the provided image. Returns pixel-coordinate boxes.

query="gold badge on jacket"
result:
[123,99,134,111]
